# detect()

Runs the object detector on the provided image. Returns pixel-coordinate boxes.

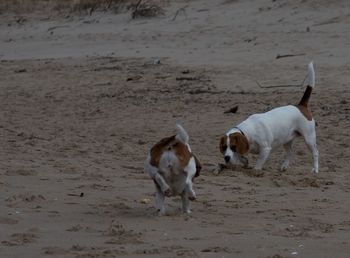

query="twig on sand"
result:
[256,72,309,89]
[255,72,307,89]
[67,193,84,197]
[172,5,188,21]
[131,0,164,19]
[276,53,306,59]
[132,0,143,18]
[89,4,98,16]
[176,76,199,81]
[256,80,302,89]
[130,0,142,19]
[47,25,69,32]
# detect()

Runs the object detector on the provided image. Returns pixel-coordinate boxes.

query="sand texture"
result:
[1,0,350,257]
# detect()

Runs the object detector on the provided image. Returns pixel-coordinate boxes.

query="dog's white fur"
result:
[144,125,199,215]
[222,62,319,173]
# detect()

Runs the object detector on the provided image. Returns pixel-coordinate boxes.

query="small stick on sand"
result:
[276,53,306,59]
[172,5,188,21]
[131,0,143,19]
[256,81,301,88]
[256,73,308,89]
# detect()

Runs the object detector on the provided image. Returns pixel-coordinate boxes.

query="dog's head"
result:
[219,133,249,167]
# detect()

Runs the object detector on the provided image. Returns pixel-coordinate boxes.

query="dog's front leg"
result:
[281,140,295,171]
[255,147,271,170]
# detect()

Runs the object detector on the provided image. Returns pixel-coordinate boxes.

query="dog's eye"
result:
[231,145,237,152]
[222,145,227,151]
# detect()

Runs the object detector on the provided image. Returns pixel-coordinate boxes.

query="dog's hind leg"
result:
[153,173,171,196]
[185,180,196,201]
[145,160,171,196]
[304,132,319,173]
[181,190,191,213]
[184,157,197,200]
[155,184,166,215]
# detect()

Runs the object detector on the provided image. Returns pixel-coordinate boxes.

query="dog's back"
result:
[237,62,316,150]
[240,105,311,149]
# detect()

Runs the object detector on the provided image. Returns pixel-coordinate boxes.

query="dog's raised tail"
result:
[175,124,189,144]
[299,61,315,107]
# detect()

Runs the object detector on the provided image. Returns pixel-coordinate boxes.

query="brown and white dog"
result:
[220,62,319,173]
[144,125,201,215]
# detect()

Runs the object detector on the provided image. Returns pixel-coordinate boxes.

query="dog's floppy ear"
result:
[230,133,249,155]
[219,135,227,154]
[193,154,202,178]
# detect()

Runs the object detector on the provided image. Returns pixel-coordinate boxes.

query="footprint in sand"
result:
[0,216,18,225]
[5,193,46,208]
[5,168,38,176]
[104,220,143,245]
[1,232,39,246]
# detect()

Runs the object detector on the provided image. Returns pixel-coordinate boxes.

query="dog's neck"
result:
[227,126,245,136]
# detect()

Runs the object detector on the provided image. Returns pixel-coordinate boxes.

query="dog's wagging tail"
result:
[297,61,315,121]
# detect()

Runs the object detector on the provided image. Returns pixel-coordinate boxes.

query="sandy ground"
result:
[1,0,350,257]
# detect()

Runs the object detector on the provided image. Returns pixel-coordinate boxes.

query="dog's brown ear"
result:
[193,154,202,178]
[219,135,227,154]
[231,133,249,155]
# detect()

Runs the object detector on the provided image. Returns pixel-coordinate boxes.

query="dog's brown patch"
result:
[150,135,194,169]
[299,85,313,107]
[229,133,249,155]
[150,135,176,167]
[173,141,192,168]
[297,105,313,121]
[297,85,313,121]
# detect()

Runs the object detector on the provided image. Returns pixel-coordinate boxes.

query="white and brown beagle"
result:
[144,125,201,215]
[220,62,319,173]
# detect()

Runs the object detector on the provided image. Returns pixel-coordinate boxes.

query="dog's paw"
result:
[157,208,166,216]
[187,190,196,201]
[311,167,319,174]
[280,163,289,172]
[188,195,196,201]
[163,188,172,197]
[245,164,254,169]
[183,209,191,214]
[212,163,227,175]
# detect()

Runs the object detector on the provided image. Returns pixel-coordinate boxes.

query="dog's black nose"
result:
[224,156,230,163]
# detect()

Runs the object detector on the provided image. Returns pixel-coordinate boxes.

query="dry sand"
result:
[1,0,350,257]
